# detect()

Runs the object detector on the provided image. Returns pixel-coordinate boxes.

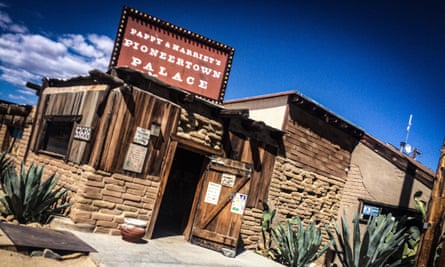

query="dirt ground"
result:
[0,249,97,267]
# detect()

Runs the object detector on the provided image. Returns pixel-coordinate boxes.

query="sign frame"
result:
[109,6,235,103]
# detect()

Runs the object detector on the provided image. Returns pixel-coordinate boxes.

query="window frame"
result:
[37,115,81,159]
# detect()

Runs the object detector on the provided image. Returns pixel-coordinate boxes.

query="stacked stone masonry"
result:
[18,151,158,235]
[239,156,345,249]
[71,167,160,235]
[176,108,223,150]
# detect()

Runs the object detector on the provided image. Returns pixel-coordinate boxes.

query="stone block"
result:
[127,188,144,196]
[93,200,116,209]
[124,199,143,208]
[94,227,111,234]
[126,183,145,191]
[123,212,138,218]
[116,204,138,212]
[82,188,102,200]
[102,189,122,198]
[105,184,126,193]
[100,209,121,215]
[110,229,121,236]
[85,179,105,188]
[142,203,155,210]
[122,193,142,202]
[96,220,118,228]
[85,173,104,182]
[103,195,124,204]
[75,203,99,212]
[103,177,125,186]
[113,173,134,182]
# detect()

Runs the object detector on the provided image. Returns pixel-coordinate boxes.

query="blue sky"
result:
[0,0,444,171]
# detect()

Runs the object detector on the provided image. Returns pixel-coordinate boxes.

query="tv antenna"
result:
[400,114,421,159]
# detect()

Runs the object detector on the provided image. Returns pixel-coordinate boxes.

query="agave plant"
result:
[0,162,71,224]
[270,216,333,267]
[256,201,276,258]
[0,152,13,182]
[326,213,407,267]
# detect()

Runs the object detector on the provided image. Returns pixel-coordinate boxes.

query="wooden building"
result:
[0,100,33,161]
[14,67,282,255]
[0,6,435,258]
[225,91,434,237]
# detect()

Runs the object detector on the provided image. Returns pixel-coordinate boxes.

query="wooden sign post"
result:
[415,138,445,267]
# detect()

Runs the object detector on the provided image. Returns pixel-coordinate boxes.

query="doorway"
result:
[152,147,205,238]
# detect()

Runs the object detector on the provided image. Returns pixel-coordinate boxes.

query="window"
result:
[359,199,419,224]
[1,126,24,152]
[39,115,80,157]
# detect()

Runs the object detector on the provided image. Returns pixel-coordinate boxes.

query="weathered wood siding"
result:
[226,131,276,209]
[33,85,107,163]
[285,104,356,179]
[93,87,180,178]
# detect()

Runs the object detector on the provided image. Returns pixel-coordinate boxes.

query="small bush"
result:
[0,161,71,224]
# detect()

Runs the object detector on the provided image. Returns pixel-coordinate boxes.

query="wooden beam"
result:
[415,138,445,267]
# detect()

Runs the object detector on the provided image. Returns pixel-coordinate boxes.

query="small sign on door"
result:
[231,193,247,215]
[204,182,222,205]
[221,173,235,187]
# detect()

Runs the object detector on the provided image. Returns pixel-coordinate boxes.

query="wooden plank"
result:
[192,228,237,246]
[184,161,208,241]
[199,174,250,229]
[146,140,178,239]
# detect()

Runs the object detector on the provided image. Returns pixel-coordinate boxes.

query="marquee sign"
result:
[109,6,235,103]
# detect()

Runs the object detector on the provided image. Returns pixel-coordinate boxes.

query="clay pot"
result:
[119,218,147,243]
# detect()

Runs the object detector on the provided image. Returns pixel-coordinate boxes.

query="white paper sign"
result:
[231,193,247,215]
[204,182,222,205]
[133,127,150,146]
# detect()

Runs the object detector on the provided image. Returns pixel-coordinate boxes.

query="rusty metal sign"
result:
[109,6,235,103]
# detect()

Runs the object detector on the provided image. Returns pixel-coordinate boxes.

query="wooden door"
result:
[190,157,252,257]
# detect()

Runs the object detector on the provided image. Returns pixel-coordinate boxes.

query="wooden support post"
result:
[415,138,445,267]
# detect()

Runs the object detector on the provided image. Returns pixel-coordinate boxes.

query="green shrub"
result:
[257,201,332,266]
[0,152,13,182]
[270,216,333,267]
[326,213,407,267]
[0,162,71,224]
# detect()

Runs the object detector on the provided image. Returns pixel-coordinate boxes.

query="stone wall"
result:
[69,166,160,235]
[239,156,345,249]
[176,108,223,150]
[18,150,161,235]
[0,107,34,165]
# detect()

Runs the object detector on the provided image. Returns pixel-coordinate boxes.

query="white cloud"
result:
[0,9,28,33]
[0,5,114,104]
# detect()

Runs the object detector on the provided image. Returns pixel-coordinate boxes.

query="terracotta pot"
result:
[119,224,146,242]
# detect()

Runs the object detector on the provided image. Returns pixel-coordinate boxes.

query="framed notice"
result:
[221,173,236,187]
[123,143,147,173]
[231,193,247,215]
[204,182,222,205]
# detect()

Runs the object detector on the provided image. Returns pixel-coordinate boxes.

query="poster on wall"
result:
[230,193,247,215]
[204,182,222,205]
[123,143,148,173]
